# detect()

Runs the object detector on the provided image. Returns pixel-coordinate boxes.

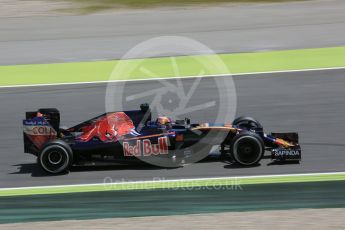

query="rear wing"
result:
[23,109,59,155]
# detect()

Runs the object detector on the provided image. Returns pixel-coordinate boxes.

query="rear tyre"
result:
[232,116,262,130]
[39,141,73,174]
[230,132,264,166]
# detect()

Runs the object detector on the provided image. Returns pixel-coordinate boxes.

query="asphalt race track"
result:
[1,68,345,188]
[1,0,345,65]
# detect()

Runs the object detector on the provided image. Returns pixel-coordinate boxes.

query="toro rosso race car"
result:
[23,104,301,174]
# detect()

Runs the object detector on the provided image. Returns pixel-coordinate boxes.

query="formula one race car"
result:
[23,104,301,174]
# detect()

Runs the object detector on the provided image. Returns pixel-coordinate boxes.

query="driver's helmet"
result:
[156,116,172,125]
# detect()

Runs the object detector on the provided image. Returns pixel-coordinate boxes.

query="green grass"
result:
[1,46,345,87]
[1,173,345,197]
[54,0,308,13]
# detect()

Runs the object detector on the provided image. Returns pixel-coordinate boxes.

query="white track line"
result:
[1,66,345,89]
[0,171,344,191]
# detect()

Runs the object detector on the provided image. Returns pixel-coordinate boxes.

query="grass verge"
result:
[1,46,345,87]
[56,0,307,13]
[1,172,345,197]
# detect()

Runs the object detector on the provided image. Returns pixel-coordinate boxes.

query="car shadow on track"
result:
[267,161,300,166]
[10,163,168,177]
[11,163,58,177]
[222,155,274,169]
[70,164,167,173]
[223,163,261,169]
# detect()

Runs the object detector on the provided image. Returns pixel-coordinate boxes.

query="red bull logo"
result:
[123,137,168,157]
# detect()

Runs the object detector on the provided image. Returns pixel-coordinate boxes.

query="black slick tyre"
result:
[232,116,262,129]
[38,140,73,174]
[230,132,264,166]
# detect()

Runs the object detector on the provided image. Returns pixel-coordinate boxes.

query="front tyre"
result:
[230,132,264,166]
[232,116,262,130]
[39,141,73,174]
